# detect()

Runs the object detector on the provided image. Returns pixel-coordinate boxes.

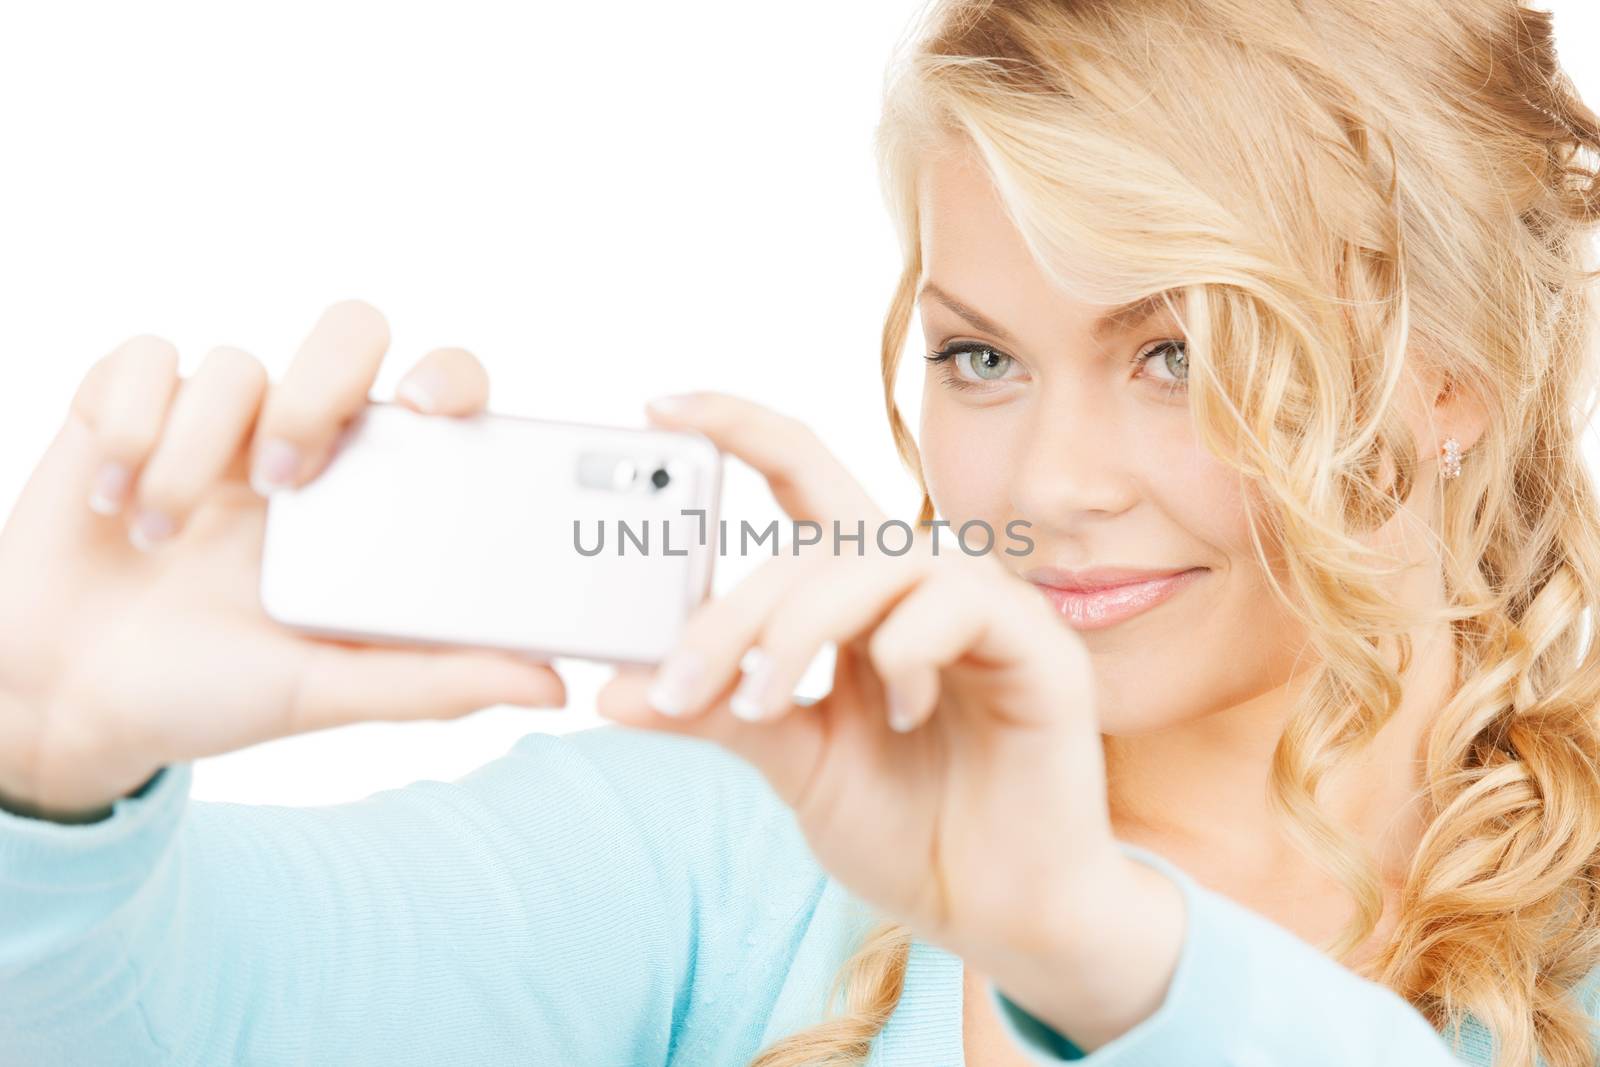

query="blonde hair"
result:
[746,1,1600,1065]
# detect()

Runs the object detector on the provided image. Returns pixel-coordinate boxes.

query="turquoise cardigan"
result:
[0,723,1583,1064]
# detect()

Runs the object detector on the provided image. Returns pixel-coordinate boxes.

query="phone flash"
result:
[576,452,640,492]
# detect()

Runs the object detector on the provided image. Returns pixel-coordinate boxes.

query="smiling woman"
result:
[746,0,1600,1063]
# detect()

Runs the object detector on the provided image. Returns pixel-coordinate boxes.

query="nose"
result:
[1007,386,1138,535]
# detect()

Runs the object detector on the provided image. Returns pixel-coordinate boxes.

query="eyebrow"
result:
[916,281,1177,345]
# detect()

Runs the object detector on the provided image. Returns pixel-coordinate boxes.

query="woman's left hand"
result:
[596,390,1145,970]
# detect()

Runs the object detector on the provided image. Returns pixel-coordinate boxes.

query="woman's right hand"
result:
[0,300,568,822]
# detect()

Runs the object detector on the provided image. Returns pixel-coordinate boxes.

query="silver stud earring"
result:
[1440,436,1462,480]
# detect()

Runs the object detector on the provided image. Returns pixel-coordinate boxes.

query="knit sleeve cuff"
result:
[985,839,1236,1063]
[0,764,192,891]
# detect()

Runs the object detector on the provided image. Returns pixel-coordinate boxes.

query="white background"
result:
[0,1,1595,805]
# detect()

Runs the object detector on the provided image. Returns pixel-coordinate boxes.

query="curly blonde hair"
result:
[746,1,1600,1064]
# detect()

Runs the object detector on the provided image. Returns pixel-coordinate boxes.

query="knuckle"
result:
[199,344,268,389]
[92,338,179,440]
[322,298,391,345]
[118,333,180,368]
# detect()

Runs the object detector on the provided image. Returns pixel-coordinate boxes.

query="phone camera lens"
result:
[650,467,671,490]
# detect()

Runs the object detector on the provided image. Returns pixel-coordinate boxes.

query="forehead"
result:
[914,142,1063,332]
[913,139,1176,341]
[915,138,1022,263]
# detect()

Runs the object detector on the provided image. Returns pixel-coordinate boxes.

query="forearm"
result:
[1,728,720,1065]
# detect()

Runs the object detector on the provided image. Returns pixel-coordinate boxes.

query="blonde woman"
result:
[4,0,1600,1064]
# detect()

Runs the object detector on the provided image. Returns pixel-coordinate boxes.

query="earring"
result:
[1440,436,1462,480]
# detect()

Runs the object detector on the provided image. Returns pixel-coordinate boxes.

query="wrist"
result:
[0,701,158,823]
[978,847,1187,1053]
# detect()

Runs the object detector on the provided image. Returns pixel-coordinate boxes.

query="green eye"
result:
[923,342,1016,388]
[1154,341,1187,380]
[1131,339,1189,397]
[965,346,1012,380]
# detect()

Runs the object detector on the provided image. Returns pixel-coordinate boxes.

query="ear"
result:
[1430,372,1490,460]
[1390,359,1489,494]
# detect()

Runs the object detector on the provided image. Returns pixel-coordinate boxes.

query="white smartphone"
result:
[258,401,722,666]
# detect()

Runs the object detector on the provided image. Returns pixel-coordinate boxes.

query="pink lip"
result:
[1032,567,1206,630]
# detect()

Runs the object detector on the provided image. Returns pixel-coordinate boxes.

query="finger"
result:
[249,299,392,496]
[125,345,269,551]
[727,548,935,723]
[643,391,886,526]
[597,665,693,731]
[70,335,181,518]
[394,346,491,416]
[865,569,973,733]
[867,561,1082,732]
[639,552,819,721]
[287,643,568,733]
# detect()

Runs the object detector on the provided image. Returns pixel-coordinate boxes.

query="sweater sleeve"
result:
[983,841,1497,1066]
[0,723,788,1066]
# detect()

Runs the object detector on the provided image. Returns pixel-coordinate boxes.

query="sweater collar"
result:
[870,937,965,1066]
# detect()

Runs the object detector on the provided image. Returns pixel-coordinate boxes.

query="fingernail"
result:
[250,439,301,496]
[886,684,917,733]
[646,393,696,418]
[128,509,175,552]
[88,461,131,515]
[730,646,775,722]
[646,647,706,717]
[398,370,445,414]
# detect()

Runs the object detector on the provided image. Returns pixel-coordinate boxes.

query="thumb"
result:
[288,643,567,733]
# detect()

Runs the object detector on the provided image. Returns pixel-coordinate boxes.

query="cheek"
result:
[918,394,1025,522]
[1091,465,1311,736]
[1162,450,1251,553]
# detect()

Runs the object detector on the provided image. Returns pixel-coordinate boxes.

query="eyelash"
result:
[922,339,1190,397]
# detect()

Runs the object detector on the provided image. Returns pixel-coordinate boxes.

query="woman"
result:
[4,0,1599,1063]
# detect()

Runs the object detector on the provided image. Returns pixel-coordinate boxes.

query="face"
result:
[913,137,1316,737]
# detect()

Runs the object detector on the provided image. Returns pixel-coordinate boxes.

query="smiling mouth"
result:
[1032,568,1207,630]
